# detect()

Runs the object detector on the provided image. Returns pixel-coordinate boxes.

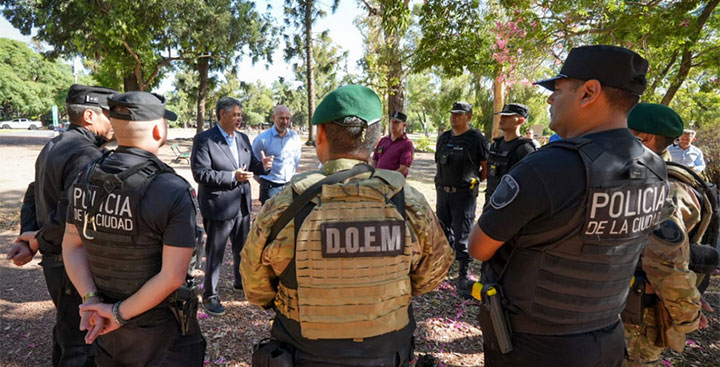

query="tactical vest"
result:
[435,130,484,187]
[665,162,716,245]
[484,138,667,335]
[486,137,535,197]
[273,167,417,340]
[71,151,183,301]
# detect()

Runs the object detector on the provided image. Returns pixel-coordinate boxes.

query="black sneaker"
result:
[203,296,226,316]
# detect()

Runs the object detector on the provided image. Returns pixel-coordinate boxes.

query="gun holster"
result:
[476,283,513,354]
[621,271,653,326]
[168,285,199,336]
[252,338,294,367]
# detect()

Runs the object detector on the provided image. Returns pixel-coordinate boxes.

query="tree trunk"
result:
[196,58,209,134]
[305,0,316,146]
[660,49,692,106]
[421,108,428,136]
[123,73,140,92]
[491,66,504,138]
[660,0,719,105]
[387,62,404,120]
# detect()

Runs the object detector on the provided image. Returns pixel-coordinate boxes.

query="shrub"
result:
[415,135,434,153]
[695,122,720,185]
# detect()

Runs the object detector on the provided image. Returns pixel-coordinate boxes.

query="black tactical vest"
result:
[486,137,535,197]
[70,151,179,301]
[435,130,485,187]
[484,137,667,335]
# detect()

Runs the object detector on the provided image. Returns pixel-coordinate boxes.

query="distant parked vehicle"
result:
[0,118,43,130]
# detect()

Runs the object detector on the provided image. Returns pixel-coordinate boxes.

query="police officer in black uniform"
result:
[62,91,205,366]
[468,45,667,367]
[6,84,118,367]
[485,103,536,205]
[435,101,489,298]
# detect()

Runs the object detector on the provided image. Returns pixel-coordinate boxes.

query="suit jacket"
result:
[191,126,267,221]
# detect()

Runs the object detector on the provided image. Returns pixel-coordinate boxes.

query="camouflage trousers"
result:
[624,308,663,367]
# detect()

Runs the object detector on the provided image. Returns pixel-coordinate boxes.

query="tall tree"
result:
[0,38,73,120]
[174,0,276,133]
[283,0,340,145]
[506,0,720,105]
[1,0,277,112]
[414,0,497,135]
[357,0,412,121]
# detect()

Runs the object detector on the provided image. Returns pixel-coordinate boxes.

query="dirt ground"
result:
[0,130,717,367]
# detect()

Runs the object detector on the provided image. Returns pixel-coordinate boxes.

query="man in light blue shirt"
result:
[252,105,302,204]
[668,129,706,173]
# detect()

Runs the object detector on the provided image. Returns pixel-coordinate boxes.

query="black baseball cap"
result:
[108,92,177,121]
[450,102,472,114]
[494,103,529,118]
[534,45,649,96]
[390,111,407,122]
[66,84,118,109]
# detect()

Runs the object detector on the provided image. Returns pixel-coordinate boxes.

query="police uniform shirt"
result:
[34,125,108,254]
[435,129,489,187]
[67,147,197,249]
[478,128,641,242]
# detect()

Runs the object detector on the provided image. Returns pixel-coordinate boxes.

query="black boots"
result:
[457,260,473,299]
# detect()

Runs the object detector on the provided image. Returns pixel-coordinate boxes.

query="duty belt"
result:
[437,185,465,193]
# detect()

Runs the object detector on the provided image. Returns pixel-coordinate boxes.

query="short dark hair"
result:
[567,79,639,115]
[602,86,639,116]
[66,103,103,124]
[216,97,242,120]
[324,118,381,157]
[653,135,676,153]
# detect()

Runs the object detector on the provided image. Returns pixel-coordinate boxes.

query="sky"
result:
[0,0,366,93]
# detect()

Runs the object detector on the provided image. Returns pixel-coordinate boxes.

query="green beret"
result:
[311,85,382,126]
[627,103,684,138]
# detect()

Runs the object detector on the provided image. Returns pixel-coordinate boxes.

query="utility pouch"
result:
[474,282,513,354]
[252,338,294,367]
[169,284,199,336]
[440,154,449,165]
[621,271,649,325]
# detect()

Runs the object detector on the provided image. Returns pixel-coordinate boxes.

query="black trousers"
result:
[202,213,250,298]
[95,308,205,367]
[259,178,287,205]
[483,321,625,367]
[42,261,96,367]
[292,347,411,367]
[436,189,477,261]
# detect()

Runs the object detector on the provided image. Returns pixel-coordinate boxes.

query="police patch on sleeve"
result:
[490,175,520,210]
[652,220,684,245]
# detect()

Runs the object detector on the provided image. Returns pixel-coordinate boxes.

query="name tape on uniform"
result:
[583,183,666,240]
[72,186,135,232]
[321,221,406,258]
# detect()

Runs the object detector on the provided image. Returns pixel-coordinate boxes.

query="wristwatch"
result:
[112,301,129,326]
[82,291,100,303]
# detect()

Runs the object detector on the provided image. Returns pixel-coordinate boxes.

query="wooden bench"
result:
[171,143,191,164]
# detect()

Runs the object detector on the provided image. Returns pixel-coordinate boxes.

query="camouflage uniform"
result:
[624,151,702,367]
[241,158,453,329]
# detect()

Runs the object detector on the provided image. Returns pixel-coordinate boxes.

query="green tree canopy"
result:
[0,38,73,120]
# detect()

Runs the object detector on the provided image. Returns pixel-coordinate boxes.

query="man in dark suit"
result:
[191,97,272,316]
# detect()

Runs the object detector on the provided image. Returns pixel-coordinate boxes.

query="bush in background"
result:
[695,122,720,185]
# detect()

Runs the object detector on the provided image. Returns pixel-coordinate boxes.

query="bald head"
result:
[273,105,292,135]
